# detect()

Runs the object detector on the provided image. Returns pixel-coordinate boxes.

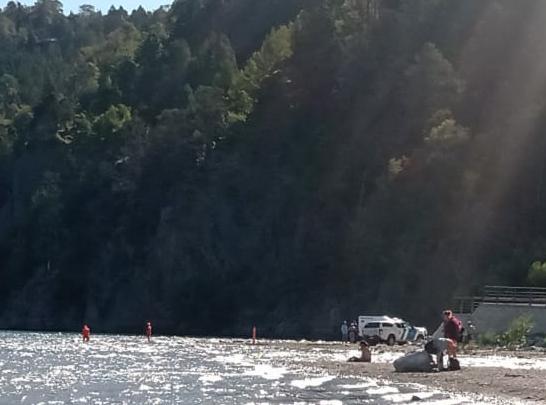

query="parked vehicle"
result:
[357,315,408,346]
[405,323,428,342]
[356,315,427,346]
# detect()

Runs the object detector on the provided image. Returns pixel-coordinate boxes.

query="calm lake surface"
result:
[0,331,483,404]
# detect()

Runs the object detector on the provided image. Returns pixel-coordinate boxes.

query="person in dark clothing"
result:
[425,338,458,371]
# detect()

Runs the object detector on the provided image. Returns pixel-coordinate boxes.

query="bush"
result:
[477,331,498,346]
[497,315,534,348]
[528,261,546,286]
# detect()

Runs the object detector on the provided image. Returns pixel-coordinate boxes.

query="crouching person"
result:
[348,341,371,363]
[424,338,460,371]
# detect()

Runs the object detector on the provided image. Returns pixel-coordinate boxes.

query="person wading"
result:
[82,324,90,343]
[145,321,153,342]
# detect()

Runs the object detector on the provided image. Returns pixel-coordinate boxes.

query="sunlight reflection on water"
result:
[0,332,495,404]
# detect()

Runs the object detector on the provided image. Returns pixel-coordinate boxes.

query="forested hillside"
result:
[1,0,546,337]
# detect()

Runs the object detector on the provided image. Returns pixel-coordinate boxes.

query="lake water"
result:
[0,331,489,404]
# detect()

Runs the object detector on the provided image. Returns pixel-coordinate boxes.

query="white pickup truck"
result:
[357,315,427,346]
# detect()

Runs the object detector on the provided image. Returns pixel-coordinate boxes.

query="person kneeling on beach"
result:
[348,341,371,363]
[424,338,459,371]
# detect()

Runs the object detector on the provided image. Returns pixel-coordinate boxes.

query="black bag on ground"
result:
[448,358,460,371]
[393,351,434,372]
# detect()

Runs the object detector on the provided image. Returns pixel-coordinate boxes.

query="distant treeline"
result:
[1,0,546,337]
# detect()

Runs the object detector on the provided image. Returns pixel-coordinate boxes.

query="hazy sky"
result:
[1,0,172,13]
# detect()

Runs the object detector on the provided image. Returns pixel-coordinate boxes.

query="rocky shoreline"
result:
[329,361,546,404]
[263,340,546,404]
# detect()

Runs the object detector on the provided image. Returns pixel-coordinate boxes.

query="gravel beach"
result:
[331,359,546,403]
[305,343,546,404]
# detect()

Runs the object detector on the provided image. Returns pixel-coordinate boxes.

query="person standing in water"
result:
[82,324,90,342]
[145,321,152,342]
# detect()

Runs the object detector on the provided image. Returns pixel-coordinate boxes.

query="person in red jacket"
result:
[443,310,460,342]
[82,324,90,342]
[442,310,461,364]
[145,321,152,342]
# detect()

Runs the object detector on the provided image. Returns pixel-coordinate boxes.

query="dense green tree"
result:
[2,0,546,337]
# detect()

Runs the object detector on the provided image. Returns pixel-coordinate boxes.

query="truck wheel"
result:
[387,335,396,346]
[416,335,424,343]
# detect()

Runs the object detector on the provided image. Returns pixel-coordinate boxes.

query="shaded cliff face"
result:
[1,0,546,337]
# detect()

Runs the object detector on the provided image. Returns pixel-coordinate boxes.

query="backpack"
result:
[424,340,435,354]
[453,316,464,343]
[448,357,461,371]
